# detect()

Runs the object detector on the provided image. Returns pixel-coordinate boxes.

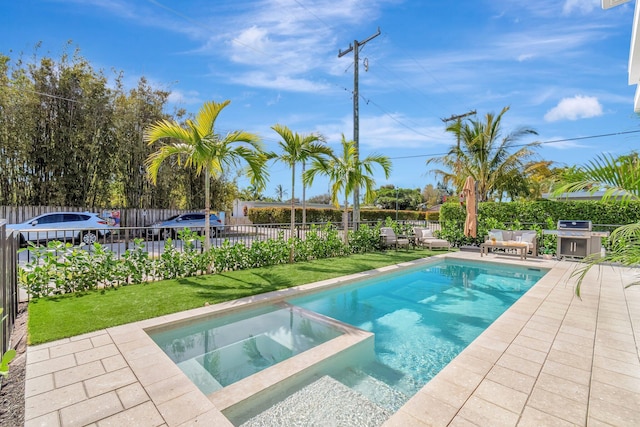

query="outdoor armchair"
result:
[380,227,410,250]
[413,227,450,251]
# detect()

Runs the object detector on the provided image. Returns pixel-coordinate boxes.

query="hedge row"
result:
[247,206,426,224]
[19,224,386,298]
[438,199,640,248]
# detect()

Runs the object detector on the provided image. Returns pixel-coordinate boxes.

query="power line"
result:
[361,96,444,140]
[387,129,640,160]
[2,84,82,104]
[291,0,334,30]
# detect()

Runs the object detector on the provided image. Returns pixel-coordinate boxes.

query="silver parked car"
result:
[150,213,223,239]
[7,212,113,246]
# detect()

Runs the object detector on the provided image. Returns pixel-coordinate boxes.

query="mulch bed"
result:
[0,302,27,426]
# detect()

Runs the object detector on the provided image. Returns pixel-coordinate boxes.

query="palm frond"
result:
[552,152,640,203]
[144,120,192,145]
[193,100,231,137]
[572,221,640,296]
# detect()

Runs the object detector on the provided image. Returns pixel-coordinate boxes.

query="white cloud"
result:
[167,89,202,106]
[544,95,603,122]
[229,71,332,93]
[517,53,535,62]
[233,26,270,56]
[562,0,599,15]
[317,114,449,151]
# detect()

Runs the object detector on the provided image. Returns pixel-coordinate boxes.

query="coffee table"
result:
[480,240,528,260]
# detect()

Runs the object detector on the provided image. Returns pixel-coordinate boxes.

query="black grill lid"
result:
[557,220,592,231]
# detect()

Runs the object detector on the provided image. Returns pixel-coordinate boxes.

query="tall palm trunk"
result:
[289,163,295,263]
[343,197,349,244]
[302,161,307,227]
[204,169,211,252]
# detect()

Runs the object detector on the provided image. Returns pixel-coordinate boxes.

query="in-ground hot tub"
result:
[146,302,375,412]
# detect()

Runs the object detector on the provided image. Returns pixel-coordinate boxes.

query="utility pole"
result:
[441,110,476,148]
[441,110,476,179]
[338,27,381,228]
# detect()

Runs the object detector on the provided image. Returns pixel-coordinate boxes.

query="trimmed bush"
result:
[248,206,425,224]
[18,222,403,298]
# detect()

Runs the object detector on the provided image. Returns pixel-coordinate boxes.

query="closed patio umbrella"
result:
[463,176,477,238]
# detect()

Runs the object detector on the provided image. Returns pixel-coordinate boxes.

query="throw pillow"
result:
[421,229,434,239]
[488,230,503,241]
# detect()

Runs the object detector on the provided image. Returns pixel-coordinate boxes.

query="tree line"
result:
[0,45,234,210]
[2,44,581,215]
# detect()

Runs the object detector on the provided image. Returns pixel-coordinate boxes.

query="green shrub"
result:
[243,237,289,268]
[425,211,440,221]
[17,222,409,298]
[348,223,382,253]
[0,309,16,378]
[19,241,126,297]
[18,241,68,298]
[122,239,155,284]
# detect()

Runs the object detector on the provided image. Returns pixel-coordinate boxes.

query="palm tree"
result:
[243,184,263,201]
[427,106,544,201]
[271,124,332,262]
[274,184,288,202]
[304,135,391,243]
[145,100,269,251]
[553,152,640,202]
[553,152,640,295]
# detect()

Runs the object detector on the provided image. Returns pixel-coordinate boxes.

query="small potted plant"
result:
[541,247,555,260]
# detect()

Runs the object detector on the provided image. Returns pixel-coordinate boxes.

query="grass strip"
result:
[28,249,443,344]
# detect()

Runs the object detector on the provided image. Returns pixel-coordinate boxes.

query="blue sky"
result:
[2,0,640,201]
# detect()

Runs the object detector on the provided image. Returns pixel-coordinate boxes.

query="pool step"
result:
[239,375,392,427]
[336,367,410,413]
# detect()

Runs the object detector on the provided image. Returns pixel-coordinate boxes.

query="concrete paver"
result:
[59,391,123,426]
[23,252,640,426]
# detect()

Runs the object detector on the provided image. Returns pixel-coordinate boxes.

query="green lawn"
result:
[28,249,445,345]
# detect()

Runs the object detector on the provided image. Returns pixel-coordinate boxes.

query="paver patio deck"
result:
[24,252,640,426]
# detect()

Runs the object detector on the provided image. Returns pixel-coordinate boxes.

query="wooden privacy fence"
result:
[0,206,205,228]
[0,220,18,360]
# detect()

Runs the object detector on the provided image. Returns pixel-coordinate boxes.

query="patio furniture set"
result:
[380,227,451,251]
[380,226,544,260]
[480,229,538,260]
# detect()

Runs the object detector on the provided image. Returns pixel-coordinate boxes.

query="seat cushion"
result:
[421,229,434,239]
[426,239,449,249]
[520,232,537,251]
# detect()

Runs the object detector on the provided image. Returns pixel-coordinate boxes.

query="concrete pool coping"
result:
[24,252,640,426]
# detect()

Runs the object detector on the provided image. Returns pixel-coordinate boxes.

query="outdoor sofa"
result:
[486,229,538,256]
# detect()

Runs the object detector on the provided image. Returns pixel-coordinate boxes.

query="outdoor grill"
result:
[556,220,608,259]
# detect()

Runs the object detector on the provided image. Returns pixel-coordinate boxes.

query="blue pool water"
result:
[150,305,345,393]
[288,258,547,398]
[150,258,548,425]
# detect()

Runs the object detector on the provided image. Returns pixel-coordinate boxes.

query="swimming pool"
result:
[148,258,547,425]
[289,259,547,399]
